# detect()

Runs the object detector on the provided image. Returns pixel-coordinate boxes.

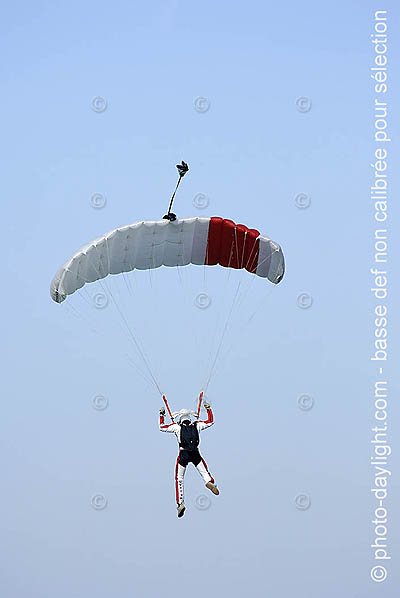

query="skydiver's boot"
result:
[206,482,220,496]
[177,503,186,518]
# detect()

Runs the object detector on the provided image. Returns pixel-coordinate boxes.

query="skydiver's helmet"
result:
[172,409,197,425]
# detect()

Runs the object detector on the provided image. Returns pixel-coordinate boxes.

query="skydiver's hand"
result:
[204,403,211,409]
[160,407,166,416]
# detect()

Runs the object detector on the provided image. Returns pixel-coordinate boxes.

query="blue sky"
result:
[1,1,399,597]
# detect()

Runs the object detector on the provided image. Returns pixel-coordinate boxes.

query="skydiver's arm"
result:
[197,405,214,431]
[159,411,179,433]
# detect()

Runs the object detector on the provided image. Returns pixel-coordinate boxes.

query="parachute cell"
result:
[50,216,285,303]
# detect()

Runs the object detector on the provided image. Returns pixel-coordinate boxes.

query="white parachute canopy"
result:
[50,216,284,303]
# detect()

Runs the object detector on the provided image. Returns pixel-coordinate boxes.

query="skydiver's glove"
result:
[204,403,211,409]
[160,407,166,416]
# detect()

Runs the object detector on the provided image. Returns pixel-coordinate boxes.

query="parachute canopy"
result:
[50,216,285,303]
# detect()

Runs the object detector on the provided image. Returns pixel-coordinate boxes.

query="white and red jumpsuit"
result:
[159,407,215,506]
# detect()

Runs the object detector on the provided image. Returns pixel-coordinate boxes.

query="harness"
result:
[179,423,200,451]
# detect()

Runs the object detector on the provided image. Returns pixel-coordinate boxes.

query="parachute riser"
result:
[163,395,175,423]
[196,391,203,419]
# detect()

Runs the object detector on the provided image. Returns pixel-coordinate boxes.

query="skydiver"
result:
[159,403,219,518]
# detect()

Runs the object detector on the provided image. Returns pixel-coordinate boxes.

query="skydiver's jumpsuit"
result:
[159,407,215,506]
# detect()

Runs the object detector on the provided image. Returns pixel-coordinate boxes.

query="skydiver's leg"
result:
[175,455,186,506]
[194,453,214,484]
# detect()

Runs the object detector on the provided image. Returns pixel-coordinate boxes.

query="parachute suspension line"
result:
[191,252,208,382]
[235,228,256,303]
[121,271,134,299]
[210,282,279,383]
[62,295,92,325]
[247,274,279,322]
[58,272,97,332]
[234,245,282,314]
[76,288,94,309]
[147,239,166,389]
[126,253,139,295]
[129,268,139,292]
[214,229,260,317]
[202,232,242,382]
[104,280,164,395]
[202,236,240,393]
[111,267,126,308]
[65,277,154,388]
[62,301,81,321]
[74,289,107,336]
[147,262,154,289]
[205,229,279,391]
[200,236,235,388]
[176,237,183,287]
[61,272,109,337]
[221,228,262,319]
[89,241,164,396]
[209,245,282,382]
[203,280,242,393]
[107,276,163,397]
[244,231,260,273]
[176,262,184,287]
[96,274,160,390]
[125,353,155,389]
[114,262,160,391]
[196,258,210,377]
